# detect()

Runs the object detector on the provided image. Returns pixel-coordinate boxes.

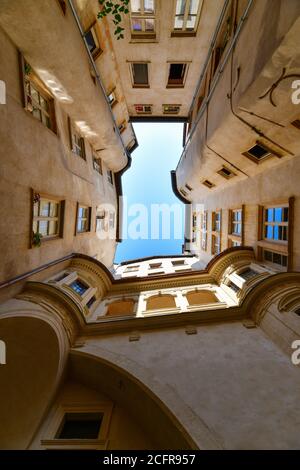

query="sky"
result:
[115,122,185,263]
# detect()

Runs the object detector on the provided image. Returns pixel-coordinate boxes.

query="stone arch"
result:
[146,294,176,311]
[186,290,218,306]
[68,345,222,450]
[0,299,69,449]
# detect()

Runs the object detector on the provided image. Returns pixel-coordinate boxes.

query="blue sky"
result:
[115,122,185,263]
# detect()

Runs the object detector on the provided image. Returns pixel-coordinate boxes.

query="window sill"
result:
[171,31,197,38]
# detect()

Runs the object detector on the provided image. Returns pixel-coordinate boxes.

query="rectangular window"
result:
[263,249,288,268]
[172,260,186,266]
[167,63,188,87]
[130,0,156,38]
[173,0,202,35]
[56,412,103,439]
[131,63,149,87]
[163,104,181,114]
[125,265,140,272]
[32,195,64,242]
[107,170,114,185]
[84,24,102,60]
[118,121,126,133]
[202,179,215,189]
[200,210,207,251]
[70,279,89,296]
[149,262,162,269]
[263,206,288,243]
[211,210,221,255]
[107,90,117,106]
[212,211,221,232]
[96,209,106,232]
[68,118,86,160]
[242,142,281,164]
[86,296,96,309]
[239,268,258,281]
[231,209,242,236]
[23,60,55,131]
[217,166,236,179]
[134,104,152,114]
[76,204,91,233]
[93,156,102,175]
[211,233,220,255]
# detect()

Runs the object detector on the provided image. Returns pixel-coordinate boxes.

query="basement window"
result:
[163,104,181,114]
[167,63,187,87]
[56,412,103,439]
[135,104,152,114]
[202,179,215,189]
[242,143,279,163]
[131,63,149,87]
[217,166,235,179]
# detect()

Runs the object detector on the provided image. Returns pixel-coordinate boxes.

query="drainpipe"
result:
[67,0,128,159]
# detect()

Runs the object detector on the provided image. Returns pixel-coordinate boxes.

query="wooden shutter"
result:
[67,116,73,150]
[18,51,27,109]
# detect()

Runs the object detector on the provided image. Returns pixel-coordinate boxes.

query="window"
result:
[125,265,140,273]
[200,210,207,251]
[92,152,103,174]
[131,63,149,87]
[84,24,102,60]
[56,412,103,439]
[242,143,281,163]
[86,296,96,309]
[217,166,236,179]
[57,0,66,15]
[118,121,126,133]
[228,281,240,294]
[180,188,188,197]
[106,299,136,316]
[107,90,117,106]
[163,104,181,114]
[230,239,241,247]
[239,268,258,281]
[202,179,215,189]
[173,0,202,35]
[172,260,186,266]
[263,249,287,268]
[96,209,106,232]
[76,204,91,233]
[134,104,152,114]
[228,208,243,245]
[70,279,89,296]
[23,60,55,131]
[148,271,165,276]
[263,206,288,243]
[212,210,221,255]
[149,262,162,269]
[107,170,114,185]
[68,118,86,159]
[109,211,115,229]
[186,290,218,306]
[185,184,192,191]
[167,63,188,87]
[130,0,156,38]
[32,194,64,242]
[291,119,300,130]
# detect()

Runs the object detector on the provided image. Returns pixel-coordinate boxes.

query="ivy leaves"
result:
[98,0,130,40]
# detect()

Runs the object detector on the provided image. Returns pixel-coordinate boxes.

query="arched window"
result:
[186,290,218,306]
[146,294,176,311]
[106,299,135,317]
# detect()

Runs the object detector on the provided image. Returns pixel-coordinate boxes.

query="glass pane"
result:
[174,15,184,29]
[42,112,51,128]
[133,63,148,85]
[273,252,281,265]
[264,250,272,262]
[85,30,97,53]
[274,207,282,222]
[265,225,273,239]
[40,95,48,111]
[186,14,197,29]
[145,18,154,31]
[48,220,58,235]
[144,0,154,13]
[176,0,186,15]
[49,202,58,217]
[189,0,200,14]
[237,211,242,221]
[38,220,48,236]
[265,208,274,222]
[283,207,289,222]
[32,220,38,233]
[131,0,141,13]
[30,85,40,103]
[273,225,279,240]
[282,255,287,267]
[132,18,143,31]
[40,201,50,216]
[33,203,39,217]
[33,107,41,121]
[283,226,288,241]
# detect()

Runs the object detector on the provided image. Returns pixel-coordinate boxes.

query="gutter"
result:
[170,170,191,204]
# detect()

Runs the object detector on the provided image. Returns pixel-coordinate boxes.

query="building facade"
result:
[0,0,300,451]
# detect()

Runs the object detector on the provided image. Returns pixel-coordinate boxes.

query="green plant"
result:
[98,0,130,40]
[24,62,32,76]
[32,232,43,247]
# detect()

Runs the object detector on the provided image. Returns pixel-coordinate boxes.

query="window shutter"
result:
[18,51,27,109]
[80,137,86,160]
[257,205,264,241]
[228,209,232,235]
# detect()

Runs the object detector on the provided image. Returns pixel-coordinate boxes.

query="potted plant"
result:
[32,232,43,247]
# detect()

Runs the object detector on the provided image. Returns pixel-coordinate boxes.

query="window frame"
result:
[172,0,203,36]
[68,117,86,160]
[31,190,65,246]
[130,62,150,88]
[76,203,92,234]
[130,0,156,39]
[166,62,189,88]
[211,210,221,255]
[200,210,208,251]
[84,22,102,60]
[107,170,114,185]
[242,142,282,164]
[228,207,243,247]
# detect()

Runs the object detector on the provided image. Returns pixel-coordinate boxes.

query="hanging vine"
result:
[98,0,130,40]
